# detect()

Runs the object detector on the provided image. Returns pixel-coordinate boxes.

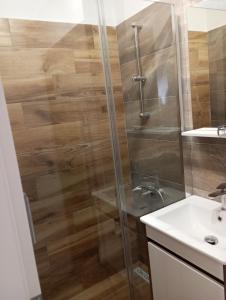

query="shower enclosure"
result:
[0,0,185,299]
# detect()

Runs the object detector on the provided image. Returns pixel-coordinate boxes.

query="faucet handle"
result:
[133,186,142,192]
[209,183,226,198]
[209,183,226,211]
[142,190,153,196]
[216,183,226,191]
[209,191,222,198]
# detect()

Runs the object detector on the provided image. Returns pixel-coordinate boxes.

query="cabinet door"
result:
[148,242,224,300]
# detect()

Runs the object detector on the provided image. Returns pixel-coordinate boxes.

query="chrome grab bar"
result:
[131,23,150,119]
[24,192,37,245]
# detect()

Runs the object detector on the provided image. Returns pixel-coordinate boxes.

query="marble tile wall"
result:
[147,0,201,195]
[116,5,186,299]
[116,2,185,192]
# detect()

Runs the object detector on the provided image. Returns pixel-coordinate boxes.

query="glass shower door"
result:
[0,1,131,299]
[101,1,186,299]
[0,0,186,299]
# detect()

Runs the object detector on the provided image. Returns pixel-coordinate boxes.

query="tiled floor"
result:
[44,262,151,300]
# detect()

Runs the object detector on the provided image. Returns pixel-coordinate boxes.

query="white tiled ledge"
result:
[182,127,226,138]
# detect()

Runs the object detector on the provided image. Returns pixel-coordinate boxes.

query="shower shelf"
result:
[182,127,226,138]
[126,127,180,136]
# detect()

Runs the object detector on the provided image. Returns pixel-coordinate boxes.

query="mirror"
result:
[187,1,226,135]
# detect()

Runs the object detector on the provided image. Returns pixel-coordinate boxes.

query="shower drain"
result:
[133,267,150,283]
[204,235,218,245]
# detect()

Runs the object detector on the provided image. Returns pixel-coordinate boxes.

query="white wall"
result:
[0,0,99,24]
[195,0,226,11]
[107,0,153,26]
[0,0,153,26]
[187,7,208,31]
[188,7,226,32]
[206,9,226,31]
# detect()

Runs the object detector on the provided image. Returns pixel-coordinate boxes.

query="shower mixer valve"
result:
[133,183,167,205]
[132,75,146,83]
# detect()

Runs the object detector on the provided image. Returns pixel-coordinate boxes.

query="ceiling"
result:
[195,0,226,11]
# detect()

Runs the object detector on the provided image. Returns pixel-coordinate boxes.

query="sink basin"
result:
[141,195,226,281]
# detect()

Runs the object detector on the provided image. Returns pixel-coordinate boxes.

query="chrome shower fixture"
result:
[131,23,150,119]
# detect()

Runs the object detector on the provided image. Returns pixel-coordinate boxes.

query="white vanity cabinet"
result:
[148,242,224,300]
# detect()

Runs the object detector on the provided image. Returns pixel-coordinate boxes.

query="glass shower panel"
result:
[102,1,186,299]
[0,1,130,299]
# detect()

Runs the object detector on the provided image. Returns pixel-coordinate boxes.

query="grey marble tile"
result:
[209,59,226,92]
[210,90,226,126]
[128,137,184,185]
[124,96,180,133]
[120,46,178,101]
[208,25,226,61]
[120,59,139,101]
[142,46,178,100]
[117,2,173,65]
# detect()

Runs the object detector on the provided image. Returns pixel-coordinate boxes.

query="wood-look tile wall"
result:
[169,0,225,197]
[183,136,226,198]
[208,25,226,126]
[0,18,130,300]
[188,31,211,128]
[183,24,226,199]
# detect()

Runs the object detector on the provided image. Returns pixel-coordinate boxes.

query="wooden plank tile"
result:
[72,206,99,231]
[47,224,99,257]
[3,76,56,103]
[74,59,103,75]
[54,73,106,98]
[17,145,88,177]
[21,95,108,127]
[33,242,50,299]
[9,19,94,49]
[191,141,226,196]
[29,179,92,223]
[0,48,75,78]
[13,121,84,154]
[34,213,75,243]
[0,19,12,47]
[47,275,83,300]
[7,103,24,130]
[73,48,101,60]
[71,270,130,300]
[188,31,211,128]
[1,18,131,300]
[22,98,85,127]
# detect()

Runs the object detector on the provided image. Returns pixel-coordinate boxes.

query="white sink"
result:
[182,127,226,138]
[141,195,226,281]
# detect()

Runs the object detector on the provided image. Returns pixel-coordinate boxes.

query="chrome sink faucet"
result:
[209,183,226,211]
[217,125,226,137]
